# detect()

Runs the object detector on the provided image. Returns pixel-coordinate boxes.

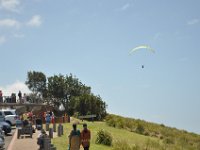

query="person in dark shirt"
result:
[0,90,3,103]
[18,91,22,103]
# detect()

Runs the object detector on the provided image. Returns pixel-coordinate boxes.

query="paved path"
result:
[7,126,58,150]
[7,129,40,150]
[5,128,15,150]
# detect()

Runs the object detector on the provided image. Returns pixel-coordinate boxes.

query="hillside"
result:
[52,115,200,150]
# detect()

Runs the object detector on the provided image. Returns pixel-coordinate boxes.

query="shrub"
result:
[105,115,116,127]
[135,123,145,135]
[113,140,139,150]
[163,137,174,145]
[95,129,112,146]
[116,118,124,128]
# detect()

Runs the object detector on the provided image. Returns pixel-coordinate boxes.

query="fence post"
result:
[43,137,51,150]
[46,123,49,131]
[68,115,70,123]
[61,125,64,135]
[53,123,56,132]
[49,128,53,139]
[57,124,61,137]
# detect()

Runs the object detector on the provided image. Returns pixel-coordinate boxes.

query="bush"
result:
[95,129,112,146]
[135,123,145,135]
[113,140,139,150]
[105,115,116,127]
[116,118,124,128]
[163,137,174,145]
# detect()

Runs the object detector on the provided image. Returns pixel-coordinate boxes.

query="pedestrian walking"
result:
[81,123,91,150]
[68,123,81,150]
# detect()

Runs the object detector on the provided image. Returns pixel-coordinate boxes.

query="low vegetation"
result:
[95,129,113,146]
[105,114,200,150]
[52,119,162,150]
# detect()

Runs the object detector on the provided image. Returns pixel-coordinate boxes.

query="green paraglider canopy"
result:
[129,45,155,54]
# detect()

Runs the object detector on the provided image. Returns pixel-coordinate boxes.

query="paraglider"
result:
[129,45,155,54]
[129,45,155,69]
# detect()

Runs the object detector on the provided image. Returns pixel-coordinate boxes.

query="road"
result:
[4,127,15,150]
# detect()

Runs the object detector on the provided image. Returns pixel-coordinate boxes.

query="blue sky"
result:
[0,0,200,133]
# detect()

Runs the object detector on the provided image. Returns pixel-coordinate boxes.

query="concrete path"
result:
[7,129,39,150]
[7,127,58,150]
[5,128,16,150]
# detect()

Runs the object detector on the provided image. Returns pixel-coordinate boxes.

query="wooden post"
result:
[61,125,64,135]
[57,125,61,137]
[49,128,53,139]
[46,123,49,131]
[64,114,67,123]
[53,122,56,132]
[43,137,51,150]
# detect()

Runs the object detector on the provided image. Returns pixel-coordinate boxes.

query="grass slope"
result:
[52,120,162,150]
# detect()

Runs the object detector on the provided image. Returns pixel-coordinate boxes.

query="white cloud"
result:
[121,3,130,11]
[0,36,6,44]
[0,0,21,12]
[0,81,31,96]
[187,19,199,25]
[27,15,42,27]
[0,18,20,28]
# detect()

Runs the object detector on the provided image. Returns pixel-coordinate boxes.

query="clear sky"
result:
[0,0,200,133]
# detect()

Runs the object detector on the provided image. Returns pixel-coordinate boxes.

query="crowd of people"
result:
[37,122,91,150]
[0,90,28,103]
[1,89,92,150]
[43,111,55,124]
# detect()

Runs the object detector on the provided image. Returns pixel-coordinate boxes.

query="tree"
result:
[47,74,91,115]
[48,74,66,98]
[25,71,107,120]
[74,94,107,120]
[25,71,47,97]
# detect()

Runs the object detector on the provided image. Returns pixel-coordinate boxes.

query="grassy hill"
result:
[52,115,200,150]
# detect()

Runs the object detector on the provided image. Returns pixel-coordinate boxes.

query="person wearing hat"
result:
[68,123,81,150]
[81,123,91,150]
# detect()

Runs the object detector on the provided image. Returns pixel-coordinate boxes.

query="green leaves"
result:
[25,71,47,95]
[25,71,107,119]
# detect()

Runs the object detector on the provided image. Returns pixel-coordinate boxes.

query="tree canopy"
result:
[25,71,47,96]
[25,71,107,120]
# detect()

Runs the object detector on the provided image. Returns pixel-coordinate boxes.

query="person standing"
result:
[18,91,22,103]
[81,123,91,150]
[0,90,3,103]
[11,93,16,103]
[45,112,51,124]
[68,123,81,150]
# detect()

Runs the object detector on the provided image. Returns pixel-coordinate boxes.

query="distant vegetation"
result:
[25,71,107,119]
[105,114,200,149]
